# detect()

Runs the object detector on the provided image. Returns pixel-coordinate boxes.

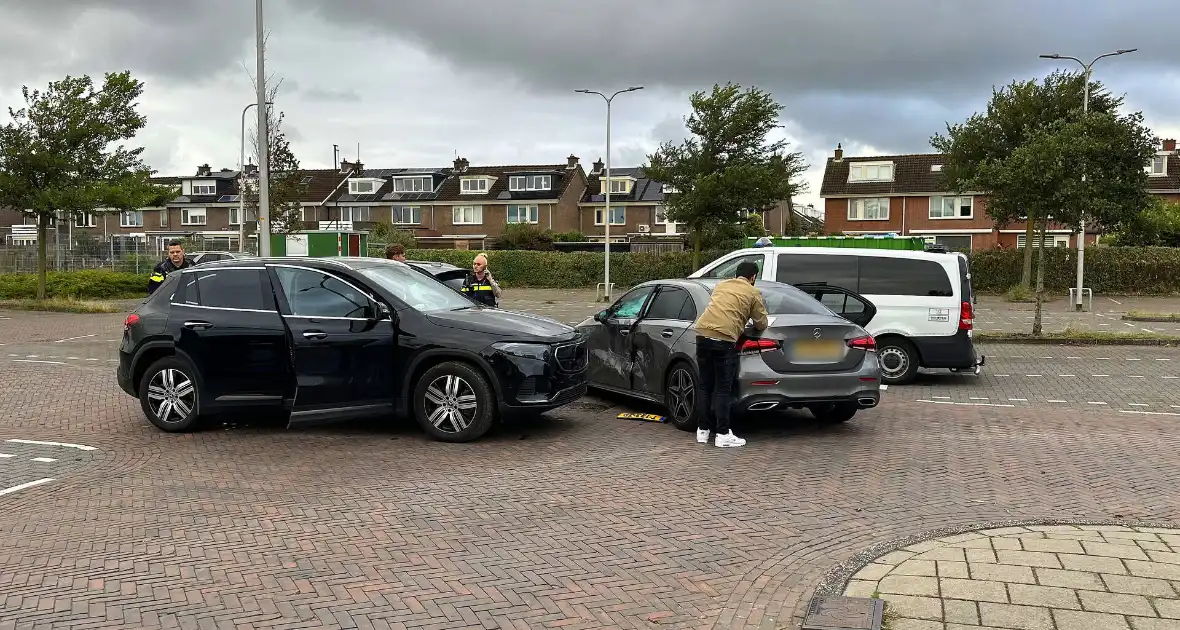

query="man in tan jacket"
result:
[693,261,769,447]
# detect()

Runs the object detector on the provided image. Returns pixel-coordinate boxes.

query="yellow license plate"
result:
[618,413,667,422]
[791,339,843,361]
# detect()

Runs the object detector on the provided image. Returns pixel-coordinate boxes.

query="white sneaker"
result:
[696,429,711,444]
[714,431,746,448]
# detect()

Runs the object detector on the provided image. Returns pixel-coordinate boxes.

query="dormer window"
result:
[508,175,552,191]
[1147,155,1168,176]
[392,176,432,193]
[348,178,384,195]
[931,164,943,172]
[189,179,216,195]
[848,162,894,182]
[661,184,680,194]
[601,177,633,195]
[460,177,491,194]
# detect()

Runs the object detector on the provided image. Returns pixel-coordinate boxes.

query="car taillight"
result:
[124,313,140,330]
[847,335,876,351]
[739,338,779,353]
[959,300,974,330]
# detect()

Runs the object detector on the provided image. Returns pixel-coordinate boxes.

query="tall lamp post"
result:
[239,101,272,253]
[575,86,643,302]
[1039,48,1136,311]
[255,0,272,256]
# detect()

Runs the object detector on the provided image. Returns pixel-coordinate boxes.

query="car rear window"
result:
[758,285,833,316]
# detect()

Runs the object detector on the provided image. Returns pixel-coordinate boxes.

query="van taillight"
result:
[959,301,973,330]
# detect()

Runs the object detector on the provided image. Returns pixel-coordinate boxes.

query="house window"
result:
[393,177,432,192]
[929,196,973,219]
[1017,234,1071,249]
[508,175,552,191]
[507,205,539,224]
[595,206,626,225]
[339,206,371,222]
[229,208,257,225]
[191,183,216,195]
[1148,155,1168,176]
[301,207,317,222]
[848,162,894,182]
[655,207,673,224]
[120,210,143,228]
[159,210,168,227]
[181,208,207,226]
[607,179,629,194]
[460,178,489,194]
[392,206,421,224]
[453,205,483,224]
[848,198,889,221]
[349,180,374,194]
[74,212,97,228]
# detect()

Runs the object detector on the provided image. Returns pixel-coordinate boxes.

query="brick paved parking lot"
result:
[2,305,1180,629]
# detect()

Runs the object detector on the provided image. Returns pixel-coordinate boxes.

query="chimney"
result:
[353,161,364,175]
[1164,139,1177,152]
[461,157,469,171]
[592,158,604,174]
[566,154,579,169]
[833,144,843,161]
[196,163,211,176]
[453,156,469,172]
[339,159,355,174]
[244,161,258,176]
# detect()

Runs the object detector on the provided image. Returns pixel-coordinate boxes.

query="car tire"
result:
[413,361,496,442]
[876,336,920,385]
[664,361,701,432]
[809,402,858,424]
[138,355,203,432]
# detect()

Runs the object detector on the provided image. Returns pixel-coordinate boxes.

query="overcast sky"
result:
[1,0,1177,207]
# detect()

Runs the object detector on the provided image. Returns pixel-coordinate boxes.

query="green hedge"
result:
[966,247,1180,294]
[0,270,148,300]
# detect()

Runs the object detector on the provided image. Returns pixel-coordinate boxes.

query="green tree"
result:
[932,70,1157,334]
[0,72,158,298]
[243,84,307,236]
[643,83,808,268]
[1110,198,1180,247]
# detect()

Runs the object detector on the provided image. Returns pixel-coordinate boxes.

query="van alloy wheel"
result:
[423,374,478,434]
[147,368,196,424]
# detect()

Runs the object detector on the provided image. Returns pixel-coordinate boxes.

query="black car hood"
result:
[426,307,578,341]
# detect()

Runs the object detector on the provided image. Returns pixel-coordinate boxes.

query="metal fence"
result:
[0,235,258,274]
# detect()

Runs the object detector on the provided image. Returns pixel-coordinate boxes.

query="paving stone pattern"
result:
[846,525,1180,630]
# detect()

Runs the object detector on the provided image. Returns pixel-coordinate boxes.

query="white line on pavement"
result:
[1120,410,1180,416]
[0,478,54,497]
[1047,400,1067,403]
[12,359,67,365]
[1088,401,1109,405]
[1093,374,1110,377]
[53,334,95,343]
[1059,374,1075,377]
[1009,398,1028,402]
[1129,404,1149,407]
[5,439,96,451]
[1127,358,1142,361]
[917,399,1016,408]
[0,454,12,458]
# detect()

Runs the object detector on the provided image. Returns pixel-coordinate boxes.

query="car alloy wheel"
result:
[667,367,696,426]
[147,367,197,425]
[423,374,478,434]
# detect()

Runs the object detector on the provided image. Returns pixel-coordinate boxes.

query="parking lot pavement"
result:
[2,311,1180,628]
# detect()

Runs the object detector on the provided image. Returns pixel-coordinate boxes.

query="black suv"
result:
[117,257,589,442]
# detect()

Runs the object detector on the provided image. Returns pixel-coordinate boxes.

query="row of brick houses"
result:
[820,139,1180,251]
[1,154,804,252]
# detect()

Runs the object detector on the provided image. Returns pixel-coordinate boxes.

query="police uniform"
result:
[147,256,194,294]
[460,272,500,307]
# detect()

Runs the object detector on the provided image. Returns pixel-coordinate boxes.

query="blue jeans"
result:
[695,336,738,435]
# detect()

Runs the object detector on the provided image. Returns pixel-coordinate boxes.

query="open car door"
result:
[793,282,877,328]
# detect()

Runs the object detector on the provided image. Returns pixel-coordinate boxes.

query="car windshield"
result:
[758,284,834,316]
[357,264,475,312]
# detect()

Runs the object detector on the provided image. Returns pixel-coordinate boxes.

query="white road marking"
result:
[85,358,98,361]
[30,457,56,463]
[1109,298,1123,305]
[1088,401,1109,405]
[0,453,13,458]
[1026,374,1043,377]
[932,395,951,399]
[1093,374,1110,377]
[1129,404,1149,407]
[1143,328,1156,334]
[1157,358,1171,361]
[994,374,1010,377]
[1097,357,1111,360]
[54,334,95,343]
[1164,376,1179,380]
[969,397,989,400]
[23,355,38,358]
[1009,398,1028,402]
[1130,375,1145,379]
[1047,399,1067,403]
[5,439,96,451]
[1059,374,1075,377]
[917,399,1015,408]
[1040,356,1053,360]
[1067,356,1083,360]
[13,360,67,365]
[1120,410,1180,417]
[0,478,54,496]
[1127,358,1142,361]
[1124,322,1137,327]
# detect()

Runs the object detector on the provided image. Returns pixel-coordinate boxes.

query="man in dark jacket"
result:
[147,240,194,294]
[459,253,501,307]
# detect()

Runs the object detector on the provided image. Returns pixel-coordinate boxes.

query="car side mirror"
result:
[593,310,608,323]
[373,301,392,320]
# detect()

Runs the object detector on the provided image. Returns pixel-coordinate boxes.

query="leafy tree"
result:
[644,83,808,268]
[243,84,307,236]
[932,70,1157,334]
[0,72,158,298]
[1110,198,1180,247]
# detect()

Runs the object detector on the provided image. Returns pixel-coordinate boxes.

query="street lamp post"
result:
[575,86,644,302]
[255,0,272,256]
[239,101,272,253]
[1039,49,1136,311]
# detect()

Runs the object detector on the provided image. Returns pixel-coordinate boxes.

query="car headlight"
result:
[493,342,551,361]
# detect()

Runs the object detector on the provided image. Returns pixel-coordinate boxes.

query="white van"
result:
[688,246,985,384]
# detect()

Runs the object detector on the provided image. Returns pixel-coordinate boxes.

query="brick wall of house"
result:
[577,203,666,237]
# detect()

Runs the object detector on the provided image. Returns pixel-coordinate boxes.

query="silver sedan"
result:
[576,278,883,430]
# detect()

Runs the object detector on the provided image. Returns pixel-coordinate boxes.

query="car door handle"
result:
[302,331,327,340]
[661,329,675,338]
[618,329,629,336]
[183,321,212,330]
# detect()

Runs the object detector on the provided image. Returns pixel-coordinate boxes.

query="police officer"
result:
[460,253,501,307]
[147,240,194,294]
